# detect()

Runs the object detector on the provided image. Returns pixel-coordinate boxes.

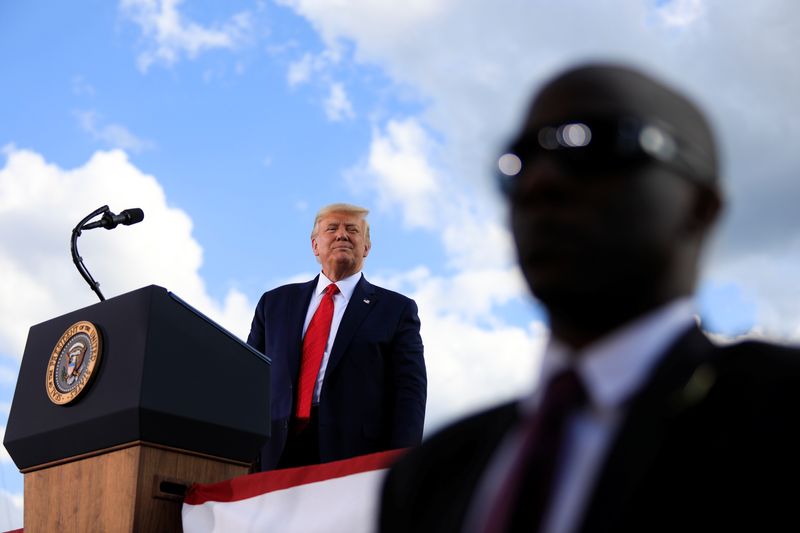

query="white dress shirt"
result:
[467,297,697,533]
[303,271,362,404]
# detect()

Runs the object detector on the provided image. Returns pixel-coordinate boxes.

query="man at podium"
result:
[247,203,427,471]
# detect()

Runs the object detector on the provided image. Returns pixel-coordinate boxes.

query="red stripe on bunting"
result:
[184,448,407,505]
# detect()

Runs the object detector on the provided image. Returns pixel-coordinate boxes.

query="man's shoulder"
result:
[707,338,800,428]
[254,279,315,311]
[717,337,800,378]
[263,279,315,297]
[389,400,519,476]
[381,401,520,531]
[361,278,415,304]
[429,401,520,441]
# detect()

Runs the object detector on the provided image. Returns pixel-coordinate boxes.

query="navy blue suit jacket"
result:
[247,274,426,470]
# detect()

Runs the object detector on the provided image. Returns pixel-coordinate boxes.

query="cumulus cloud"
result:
[70,75,95,97]
[0,487,23,532]
[0,366,18,387]
[354,118,440,229]
[324,82,355,121]
[75,110,154,153]
[120,0,253,72]
[0,146,254,361]
[287,52,314,86]
[282,0,800,341]
[371,267,546,432]
[286,49,343,87]
[351,117,514,270]
[0,427,10,465]
[276,0,455,54]
[704,236,800,341]
[284,46,353,123]
[655,0,706,27]
[346,113,544,431]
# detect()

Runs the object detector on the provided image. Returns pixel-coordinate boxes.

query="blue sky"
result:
[1,0,799,528]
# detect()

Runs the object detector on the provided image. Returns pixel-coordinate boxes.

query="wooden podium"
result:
[3,286,271,532]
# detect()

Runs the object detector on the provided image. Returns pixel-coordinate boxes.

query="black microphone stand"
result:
[71,205,110,302]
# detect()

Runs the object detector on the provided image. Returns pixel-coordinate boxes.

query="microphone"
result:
[82,208,145,230]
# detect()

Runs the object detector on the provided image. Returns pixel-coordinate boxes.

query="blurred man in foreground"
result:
[380,64,800,532]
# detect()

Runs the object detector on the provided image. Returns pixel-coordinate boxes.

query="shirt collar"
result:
[533,297,697,413]
[316,271,362,302]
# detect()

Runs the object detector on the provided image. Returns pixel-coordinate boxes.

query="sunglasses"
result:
[497,115,715,195]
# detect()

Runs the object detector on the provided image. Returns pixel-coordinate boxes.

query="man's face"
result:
[508,79,700,311]
[312,212,371,280]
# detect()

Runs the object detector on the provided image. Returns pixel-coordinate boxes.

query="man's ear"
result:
[688,186,722,234]
[311,236,320,258]
[363,241,371,258]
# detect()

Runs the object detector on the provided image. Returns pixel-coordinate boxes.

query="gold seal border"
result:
[46,320,102,405]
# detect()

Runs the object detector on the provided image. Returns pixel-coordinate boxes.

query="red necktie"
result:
[295,283,340,420]
[482,367,587,532]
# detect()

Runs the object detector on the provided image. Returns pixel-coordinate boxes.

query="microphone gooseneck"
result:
[71,205,145,302]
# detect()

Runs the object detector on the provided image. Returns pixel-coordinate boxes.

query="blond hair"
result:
[311,203,371,244]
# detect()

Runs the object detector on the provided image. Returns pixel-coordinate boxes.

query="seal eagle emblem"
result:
[46,321,102,405]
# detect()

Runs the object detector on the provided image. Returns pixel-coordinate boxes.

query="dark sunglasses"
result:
[497,115,715,195]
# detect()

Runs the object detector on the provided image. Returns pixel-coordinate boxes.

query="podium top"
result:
[4,285,271,469]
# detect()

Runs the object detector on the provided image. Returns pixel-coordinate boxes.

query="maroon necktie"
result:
[295,283,339,421]
[483,367,587,532]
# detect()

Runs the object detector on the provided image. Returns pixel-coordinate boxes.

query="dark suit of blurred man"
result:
[380,64,800,533]
[248,203,426,471]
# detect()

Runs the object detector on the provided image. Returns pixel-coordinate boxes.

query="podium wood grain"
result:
[24,443,249,532]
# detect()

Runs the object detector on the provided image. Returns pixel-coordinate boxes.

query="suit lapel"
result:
[577,326,720,532]
[325,275,377,377]
[288,277,318,380]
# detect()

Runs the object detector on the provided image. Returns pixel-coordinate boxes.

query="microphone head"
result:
[122,208,145,225]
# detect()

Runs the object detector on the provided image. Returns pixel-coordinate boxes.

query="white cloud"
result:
[345,114,542,431]
[656,0,706,28]
[0,146,254,359]
[0,422,23,530]
[276,0,455,54]
[352,117,514,269]
[421,313,545,432]
[285,48,352,121]
[288,52,314,87]
[0,427,10,465]
[70,75,95,97]
[354,118,439,229]
[371,267,547,431]
[0,366,18,386]
[75,110,154,153]
[705,236,800,342]
[0,487,23,532]
[284,0,800,343]
[120,0,253,72]
[324,82,355,121]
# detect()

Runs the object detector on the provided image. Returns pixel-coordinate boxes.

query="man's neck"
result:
[321,270,361,285]
[322,267,356,283]
[547,292,691,351]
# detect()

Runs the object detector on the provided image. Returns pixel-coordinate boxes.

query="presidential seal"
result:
[46,321,102,405]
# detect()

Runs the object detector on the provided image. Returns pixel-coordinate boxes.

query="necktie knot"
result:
[325,284,340,297]
[539,367,586,419]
